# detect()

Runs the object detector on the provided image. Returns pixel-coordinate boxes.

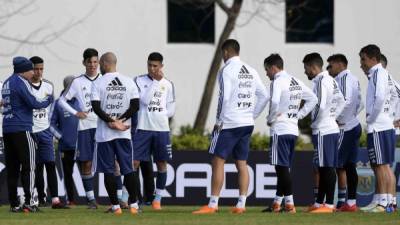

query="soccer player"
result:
[50,75,79,205]
[58,48,100,209]
[303,53,345,213]
[262,54,317,213]
[193,39,269,214]
[326,54,363,211]
[2,56,53,212]
[132,52,175,210]
[131,111,155,205]
[360,53,398,211]
[91,52,140,214]
[29,56,67,209]
[359,45,396,213]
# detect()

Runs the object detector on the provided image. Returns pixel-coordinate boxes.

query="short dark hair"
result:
[221,39,240,54]
[264,54,284,69]
[327,54,348,66]
[83,48,98,62]
[359,44,381,61]
[148,52,163,63]
[302,52,323,68]
[29,56,44,64]
[380,53,387,67]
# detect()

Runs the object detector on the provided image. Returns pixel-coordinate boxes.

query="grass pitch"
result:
[0,205,398,225]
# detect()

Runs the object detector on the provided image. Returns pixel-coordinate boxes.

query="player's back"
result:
[92,72,137,142]
[217,56,264,129]
[311,72,343,134]
[269,71,309,135]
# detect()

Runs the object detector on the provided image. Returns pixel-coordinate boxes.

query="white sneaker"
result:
[360,202,377,211]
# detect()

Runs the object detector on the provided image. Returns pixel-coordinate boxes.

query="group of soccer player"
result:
[0,39,398,215]
[191,40,398,214]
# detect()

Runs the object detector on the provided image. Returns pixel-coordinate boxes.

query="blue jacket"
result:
[2,74,53,133]
[50,97,79,151]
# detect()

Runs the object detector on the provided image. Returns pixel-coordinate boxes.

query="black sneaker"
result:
[23,204,40,213]
[87,199,98,209]
[10,206,24,213]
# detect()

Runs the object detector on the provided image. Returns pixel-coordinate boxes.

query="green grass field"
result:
[0,206,398,225]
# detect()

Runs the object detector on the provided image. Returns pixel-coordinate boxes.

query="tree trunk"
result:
[193,0,243,132]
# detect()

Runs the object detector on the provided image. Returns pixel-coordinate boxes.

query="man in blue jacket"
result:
[50,75,79,205]
[2,56,53,212]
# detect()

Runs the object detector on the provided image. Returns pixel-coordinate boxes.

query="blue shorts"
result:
[312,132,339,167]
[209,126,254,160]
[269,134,297,167]
[132,130,172,162]
[34,128,55,163]
[75,128,96,162]
[367,129,396,165]
[94,139,133,175]
[337,124,362,168]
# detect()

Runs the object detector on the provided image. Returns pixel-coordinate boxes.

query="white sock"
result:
[208,195,219,208]
[393,196,397,205]
[130,202,139,209]
[112,204,120,210]
[274,195,284,205]
[387,194,393,206]
[284,195,294,205]
[52,197,60,204]
[86,191,95,200]
[347,199,356,207]
[236,195,247,208]
[379,194,388,207]
[117,189,123,200]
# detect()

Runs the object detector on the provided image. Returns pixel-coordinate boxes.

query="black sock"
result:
[325,167,336,205]
[104,173,118,205]
[276,165,292,196]
[345,163,358,200]
[124,172,138,204]
[316,167,326,204]
[141,161,155,202]
[45,162,59,198]
[275,166,284,197]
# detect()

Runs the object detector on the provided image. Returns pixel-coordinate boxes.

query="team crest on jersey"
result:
[161,86,165,91]
[107,77,126,91]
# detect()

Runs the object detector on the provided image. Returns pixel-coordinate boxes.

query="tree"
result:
[187,0,285,132]
[192,0,244,132]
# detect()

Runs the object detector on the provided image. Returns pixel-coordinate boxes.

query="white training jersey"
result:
[216,56,269,129]
[0,81,2,137]
[334,70,364,131]
[268,71,317,136]
[91,72,139,142]
[32,79,54,133]
[134,74,175,132]
[59,74,101,131]
[311,71,345,135]
[366,63,395,133]
[392,77,400,135]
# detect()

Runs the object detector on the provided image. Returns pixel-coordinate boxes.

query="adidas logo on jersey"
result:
[238,65,253,79]
[107,77,126,91]
[289,78,299,86]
